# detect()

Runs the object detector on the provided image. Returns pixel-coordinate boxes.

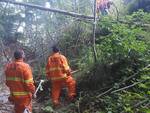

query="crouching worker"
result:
[46,46,76,107]
[5,50,35,113]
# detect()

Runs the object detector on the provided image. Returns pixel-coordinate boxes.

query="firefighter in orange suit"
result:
[5,50,35,113]
[46,46,76,106]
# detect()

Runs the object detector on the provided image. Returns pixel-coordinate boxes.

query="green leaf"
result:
[145,109,150,113]
[138,83,148,89]
[124,107,132,112]
[141,75,150,80]
[147,91,150,95]
[108,111,112,113]
[42,106,54,112]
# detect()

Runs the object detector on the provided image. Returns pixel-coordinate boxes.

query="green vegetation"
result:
[56,10,150,113]
[0,0,149,113]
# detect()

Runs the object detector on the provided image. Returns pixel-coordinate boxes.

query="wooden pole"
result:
[0,0,94,20]
[92,0,97,62]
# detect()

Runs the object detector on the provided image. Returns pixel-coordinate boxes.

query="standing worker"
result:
[46,46,76,107]
[97,0,111,15]
[5,50,35,113]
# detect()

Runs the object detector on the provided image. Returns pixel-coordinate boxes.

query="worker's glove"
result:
[66,70,71,76]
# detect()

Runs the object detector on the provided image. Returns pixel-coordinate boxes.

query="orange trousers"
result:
[9,97,32,113]
[51,76,76,105]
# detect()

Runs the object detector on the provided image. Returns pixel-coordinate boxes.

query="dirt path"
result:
[0,84,44,113]
[0,84,14,113]
[0,84,73,113]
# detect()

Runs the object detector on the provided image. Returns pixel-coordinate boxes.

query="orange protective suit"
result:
[46,52,76,106]
[5,59,35,113]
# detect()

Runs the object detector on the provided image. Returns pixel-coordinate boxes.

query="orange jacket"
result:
[5,59,35,99]
[97,0,109,8]
[46,52,71,81]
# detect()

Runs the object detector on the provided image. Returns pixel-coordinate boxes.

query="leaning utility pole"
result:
[92,0,97,62]
[0,0,98,61]
[0,0,94,20]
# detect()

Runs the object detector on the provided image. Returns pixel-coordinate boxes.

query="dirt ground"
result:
[0,84,43,113]
[0,81,74,113]
[0,84,44,113]
[0,84,14,113]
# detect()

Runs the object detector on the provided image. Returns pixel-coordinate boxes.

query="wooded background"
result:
[0,0,150,113]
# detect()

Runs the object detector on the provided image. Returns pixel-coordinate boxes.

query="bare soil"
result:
[0,84,14,113]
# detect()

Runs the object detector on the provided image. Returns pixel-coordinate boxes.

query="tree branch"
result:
[111,80,147,93]
[96,65,150,97]
[96,87,113,98]
[133,99,149,108]
[122,64,150,83]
